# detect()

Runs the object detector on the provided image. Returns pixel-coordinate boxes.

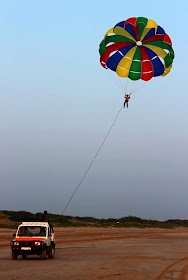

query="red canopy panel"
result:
[140,46,154,81]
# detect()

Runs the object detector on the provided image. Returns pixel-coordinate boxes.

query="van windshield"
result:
[17,226,47,237]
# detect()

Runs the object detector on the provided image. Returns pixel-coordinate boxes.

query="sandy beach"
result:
[1,227,188,279]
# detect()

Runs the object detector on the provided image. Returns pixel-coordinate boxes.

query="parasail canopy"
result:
[99,17,175,81]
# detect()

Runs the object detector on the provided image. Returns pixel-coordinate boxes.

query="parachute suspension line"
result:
[130,81,137,94]
[122,76,129,95]
[131,80,148,94]
[109,71,147,98]
[132,80,141,93]
[110,71,125,94]
[125,76,129,94]
[60,104,124,216]
[122,76,128,95]
[110,72,131,97]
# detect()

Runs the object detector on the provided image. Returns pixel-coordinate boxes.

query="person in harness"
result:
[40,210,49,222]
[124,94,131,108]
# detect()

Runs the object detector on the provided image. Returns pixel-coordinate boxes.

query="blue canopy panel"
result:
[142,28,155,41]
[114,21,125,29]
[106,45,134,71]
[125,23,137,41]
[152,57,164,76]
[118,45,134,55]
[143,46,164,76]
[156,25,165,35]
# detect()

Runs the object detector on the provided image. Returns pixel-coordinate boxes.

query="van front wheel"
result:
[12,251,17,260]
[48,247,55,258]
[41,249,46,260]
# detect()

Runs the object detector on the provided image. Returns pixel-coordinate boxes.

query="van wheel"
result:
[12,251,17,260]
[48,247,55,258]
[41,249,46,260]
[22,255,27,259]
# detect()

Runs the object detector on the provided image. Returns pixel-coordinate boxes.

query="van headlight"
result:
[14,242,19,246]
[34,242,41,246]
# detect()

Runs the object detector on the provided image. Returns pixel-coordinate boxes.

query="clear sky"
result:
[0,0,187,220]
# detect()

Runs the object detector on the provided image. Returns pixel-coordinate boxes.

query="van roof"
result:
[20,222,49,226]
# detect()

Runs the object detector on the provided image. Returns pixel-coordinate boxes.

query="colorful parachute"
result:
[99,17,175,81]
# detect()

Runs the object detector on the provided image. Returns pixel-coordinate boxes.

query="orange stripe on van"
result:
[16,238,46,241]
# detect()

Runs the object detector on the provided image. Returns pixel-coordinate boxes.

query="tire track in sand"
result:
[157,256,188,280]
